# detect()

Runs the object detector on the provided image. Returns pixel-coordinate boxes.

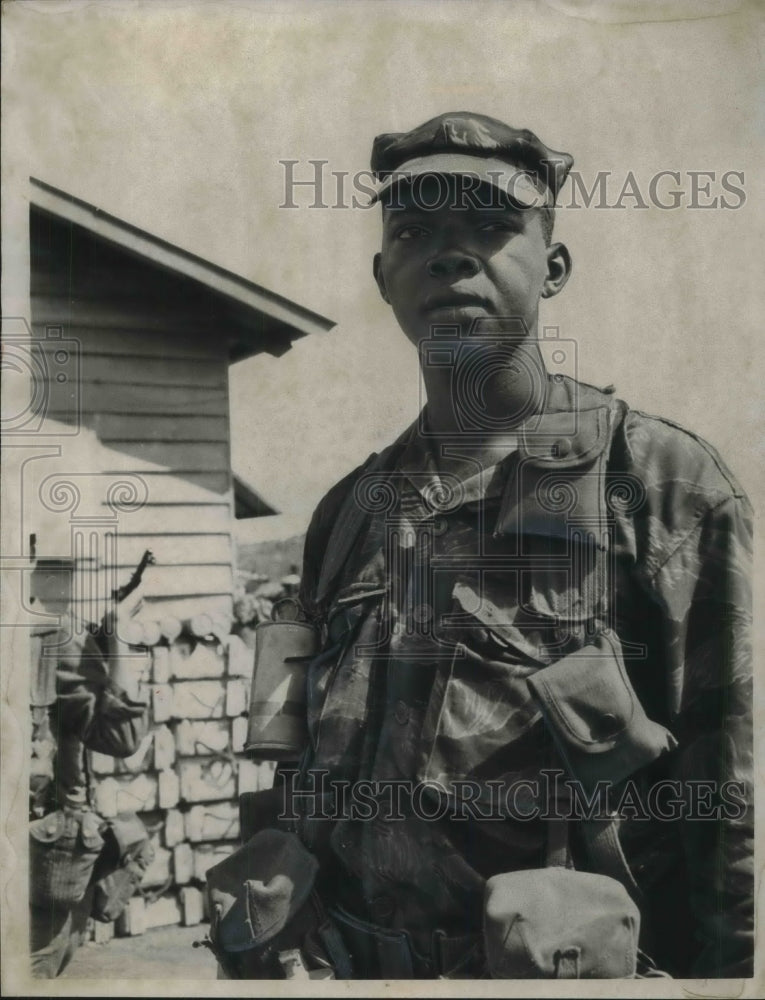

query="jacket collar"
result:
[494,388,620,546]
[316,378,620,601]
[518,406,611,468]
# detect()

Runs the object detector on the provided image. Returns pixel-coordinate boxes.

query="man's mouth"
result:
[424,292,491,312]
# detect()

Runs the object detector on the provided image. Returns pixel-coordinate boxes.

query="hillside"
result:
[235,533,306,582]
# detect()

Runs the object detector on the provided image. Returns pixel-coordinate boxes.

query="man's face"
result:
[374,176,570,348]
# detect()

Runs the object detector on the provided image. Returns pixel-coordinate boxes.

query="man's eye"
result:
[397,225,429,240]
[478,220,516,233]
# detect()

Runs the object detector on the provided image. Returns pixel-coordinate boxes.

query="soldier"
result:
[28,552,152,977]
[226,113,753,980]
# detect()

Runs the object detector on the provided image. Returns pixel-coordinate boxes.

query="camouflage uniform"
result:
[297,374,753,978]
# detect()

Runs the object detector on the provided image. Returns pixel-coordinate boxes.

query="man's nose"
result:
[427,248,480,279]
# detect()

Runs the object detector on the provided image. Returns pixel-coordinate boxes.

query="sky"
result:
[3,0,763,544]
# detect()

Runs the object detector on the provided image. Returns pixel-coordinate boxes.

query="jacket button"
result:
[394,700,410,725]
[554,437,572,458]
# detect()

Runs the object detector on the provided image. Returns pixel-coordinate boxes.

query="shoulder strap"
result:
[315,431,411,606]
[580,817,642,902]
[545,814,640,903]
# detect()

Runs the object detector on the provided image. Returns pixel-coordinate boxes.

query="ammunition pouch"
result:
[83,687,148,758]
[29,806,104,909]
[202,827,351,980]
[54,670,148,760]
[484,630,680,979]
[527,631,677,793]
[484,867,640,978]
[92,812,154,923]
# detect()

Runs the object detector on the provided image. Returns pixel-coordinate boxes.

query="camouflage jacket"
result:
[298,375,753,978]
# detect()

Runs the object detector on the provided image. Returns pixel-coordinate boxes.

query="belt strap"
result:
[545,815,572,870]
[555,946,581,978]
[432,929,484,977]
[329,905,482,979]
[581,816,641,900]
[329,905,416,977]
[310,893,354,979]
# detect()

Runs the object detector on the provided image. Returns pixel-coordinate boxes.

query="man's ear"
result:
[373,253,390,304]
[541,243,572,299]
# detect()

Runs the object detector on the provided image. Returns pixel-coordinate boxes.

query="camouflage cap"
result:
[370,111,573,208]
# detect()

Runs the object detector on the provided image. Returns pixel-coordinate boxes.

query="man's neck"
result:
[421,336,548,445]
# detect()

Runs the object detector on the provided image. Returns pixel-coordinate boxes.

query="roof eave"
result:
[29,177,336,362]
[233,473,279,519]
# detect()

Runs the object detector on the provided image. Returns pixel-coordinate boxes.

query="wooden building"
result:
[28,177,333,629]
[22,178,334,933]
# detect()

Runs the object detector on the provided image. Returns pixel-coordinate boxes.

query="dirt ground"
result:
[60,922,219,980]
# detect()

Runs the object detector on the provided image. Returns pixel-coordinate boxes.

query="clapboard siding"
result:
[102,473,231,504]
[31,210,236,624]
[67,594,234,619]
[68,594,234,625]
[45,383,228,417]
[74,565,233,598]
[138,595,234,622]
[102,443,231,472]
[33,299,228,339]
[26,186,335,916]
[103,535,233,567]
[84,415,228,443]
[33,322,222,359]
[96,504,232,536]
[41,354,226,388]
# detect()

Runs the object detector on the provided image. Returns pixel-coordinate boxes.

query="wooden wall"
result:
[30,205,236,626]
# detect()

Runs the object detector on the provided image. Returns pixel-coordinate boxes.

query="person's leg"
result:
[57,884,95,975]
[29,905,72,979]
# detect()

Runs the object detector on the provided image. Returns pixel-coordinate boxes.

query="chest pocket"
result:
[418,638,544,794]
[416,575,547,796]
[526,630,678,792]
[519,532,607,658]
[416,409,617,796]
[496,410,615,644]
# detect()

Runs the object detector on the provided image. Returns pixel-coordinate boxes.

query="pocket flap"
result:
[30,811,65,844]
[484,867,640,978]
[326,585,386,643]
[107,813,149,857]
[527,632,678,790]
[527,632,633,753]
[520,408,611,468]
[451,580,550,666]
[98,688,149,720]
[80,811,105,851]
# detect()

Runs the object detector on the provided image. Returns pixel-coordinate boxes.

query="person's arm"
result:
[298,501,328,623]
[298,456,379,621]
[650,491,753,977]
